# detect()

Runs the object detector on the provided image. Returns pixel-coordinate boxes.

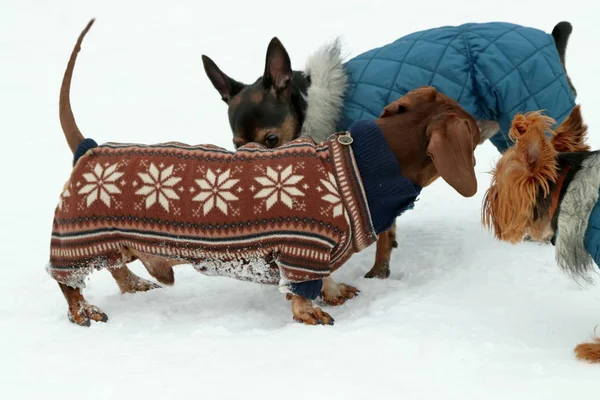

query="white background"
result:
[1,0,598,398]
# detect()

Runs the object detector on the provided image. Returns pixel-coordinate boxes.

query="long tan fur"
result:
[482,111,559,242]
[60,19,95,155]
[481,106,600,364]
[575,327,600,363]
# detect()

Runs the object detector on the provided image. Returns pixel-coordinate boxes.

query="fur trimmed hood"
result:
[300,39,347,143]
[556,151,600,282]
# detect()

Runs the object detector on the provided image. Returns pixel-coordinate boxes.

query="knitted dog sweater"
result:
[47,121,420,297]
[48,132,378,292]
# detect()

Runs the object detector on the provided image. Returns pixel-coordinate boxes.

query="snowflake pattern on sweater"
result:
[48,135,377,288]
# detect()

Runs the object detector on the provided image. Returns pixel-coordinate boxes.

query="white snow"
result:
[1,0,599,398]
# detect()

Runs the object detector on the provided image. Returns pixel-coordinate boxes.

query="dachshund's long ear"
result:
[427,115,479,197]
[552,105,591,152]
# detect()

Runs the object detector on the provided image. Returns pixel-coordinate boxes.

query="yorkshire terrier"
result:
[482,104,600,363]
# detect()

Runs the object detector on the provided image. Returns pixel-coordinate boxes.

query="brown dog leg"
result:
[320,276,359,306]
[109,266,161,294]
[289,295,334,325]
[128,249,177,286]
[58,282,108,326]
[136,253,177,285]
[364,222,397,279]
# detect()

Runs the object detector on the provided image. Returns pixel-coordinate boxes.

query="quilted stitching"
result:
[478,43,552,97]
[519,32,574,105]
[338,22,575,154]
[469,26,575,149]
[347,57,467,92]
[340,30,472,126]
[471,25,521,56]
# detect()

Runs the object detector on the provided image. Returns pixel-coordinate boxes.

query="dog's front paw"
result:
[290,295,334,326]
[321,281,359,306]
[293,307,334,326]
[68,302,108,327]
[522,235,553,245]
[364,263,390,279]
[125,277,161,293]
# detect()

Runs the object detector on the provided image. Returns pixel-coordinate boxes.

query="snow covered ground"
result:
[1,0,599,398]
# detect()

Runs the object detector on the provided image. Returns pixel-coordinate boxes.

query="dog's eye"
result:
[264,134,279,148]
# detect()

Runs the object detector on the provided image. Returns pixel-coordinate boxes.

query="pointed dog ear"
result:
[552,105,591,152]
[510,111,559,182]
[427,115,479,197]
[263,37,293,97]
[202,55,246,104]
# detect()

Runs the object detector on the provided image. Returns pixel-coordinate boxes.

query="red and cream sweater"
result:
[48,133,378,290]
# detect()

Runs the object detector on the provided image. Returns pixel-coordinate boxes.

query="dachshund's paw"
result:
[321,282,359,306]
[364,263,390,279]
[144,264,175,286]
[68,302,108,326]
[290,295,334,326]
[293,307,334,326]
[125,277,161,293]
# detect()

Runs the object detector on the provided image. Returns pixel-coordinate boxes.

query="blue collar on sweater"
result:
[349,120,422,234]
[73,138,98,166]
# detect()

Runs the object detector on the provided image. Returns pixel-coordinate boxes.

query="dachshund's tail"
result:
[59,19,95,155]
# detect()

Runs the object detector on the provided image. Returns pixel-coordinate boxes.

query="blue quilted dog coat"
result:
[339,22,576,153]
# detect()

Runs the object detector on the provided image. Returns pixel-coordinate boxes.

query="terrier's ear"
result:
[202,55,246,104]
[510,111,558,176]
[552,105,591,152]
[263,37,293,97]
